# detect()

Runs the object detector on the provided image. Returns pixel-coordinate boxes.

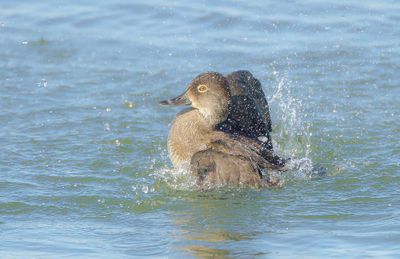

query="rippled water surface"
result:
[1,0,400,257]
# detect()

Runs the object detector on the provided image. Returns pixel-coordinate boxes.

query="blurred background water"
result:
[1,0,399,257]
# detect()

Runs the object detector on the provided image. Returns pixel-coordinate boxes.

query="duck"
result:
[160,71,285,188]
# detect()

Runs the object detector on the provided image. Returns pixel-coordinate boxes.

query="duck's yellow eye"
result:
[197,84,208,93]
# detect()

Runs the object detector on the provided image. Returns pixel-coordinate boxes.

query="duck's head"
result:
[160,72,231,125]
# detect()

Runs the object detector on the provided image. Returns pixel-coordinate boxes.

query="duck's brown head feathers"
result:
[161,72,231,126]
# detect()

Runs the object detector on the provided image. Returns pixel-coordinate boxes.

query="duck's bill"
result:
[159,91,191,106]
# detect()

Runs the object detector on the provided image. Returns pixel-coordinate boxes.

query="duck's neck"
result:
[168,109,220,168]
[198,107,228,128]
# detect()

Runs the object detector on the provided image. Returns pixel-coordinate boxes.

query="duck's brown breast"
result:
[167,109,212,167]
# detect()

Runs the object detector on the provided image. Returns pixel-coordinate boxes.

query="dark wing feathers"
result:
[225,70,272,132]
[217,71,274,152]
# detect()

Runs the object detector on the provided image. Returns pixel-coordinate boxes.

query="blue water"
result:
[1,0,399,257]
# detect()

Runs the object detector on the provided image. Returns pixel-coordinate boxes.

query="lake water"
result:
[1,0,399,257]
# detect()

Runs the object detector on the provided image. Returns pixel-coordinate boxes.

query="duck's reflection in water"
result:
[167,190,269,258]
[182,230,253,258]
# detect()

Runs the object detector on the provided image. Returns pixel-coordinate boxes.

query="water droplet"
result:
[41,78,47,87]
[103,123,111,131]
[125,101,135,109]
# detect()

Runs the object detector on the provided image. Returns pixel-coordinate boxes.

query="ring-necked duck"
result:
[160,71,285,188]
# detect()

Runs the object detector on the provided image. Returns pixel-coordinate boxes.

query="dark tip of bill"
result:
[159,99,171,106]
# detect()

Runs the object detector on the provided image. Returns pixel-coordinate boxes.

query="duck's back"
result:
[190,135,284,189]
[191,149,263,188]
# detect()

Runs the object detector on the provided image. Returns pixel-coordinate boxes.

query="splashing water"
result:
[153,166,198,191]
[268,69,320,179]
